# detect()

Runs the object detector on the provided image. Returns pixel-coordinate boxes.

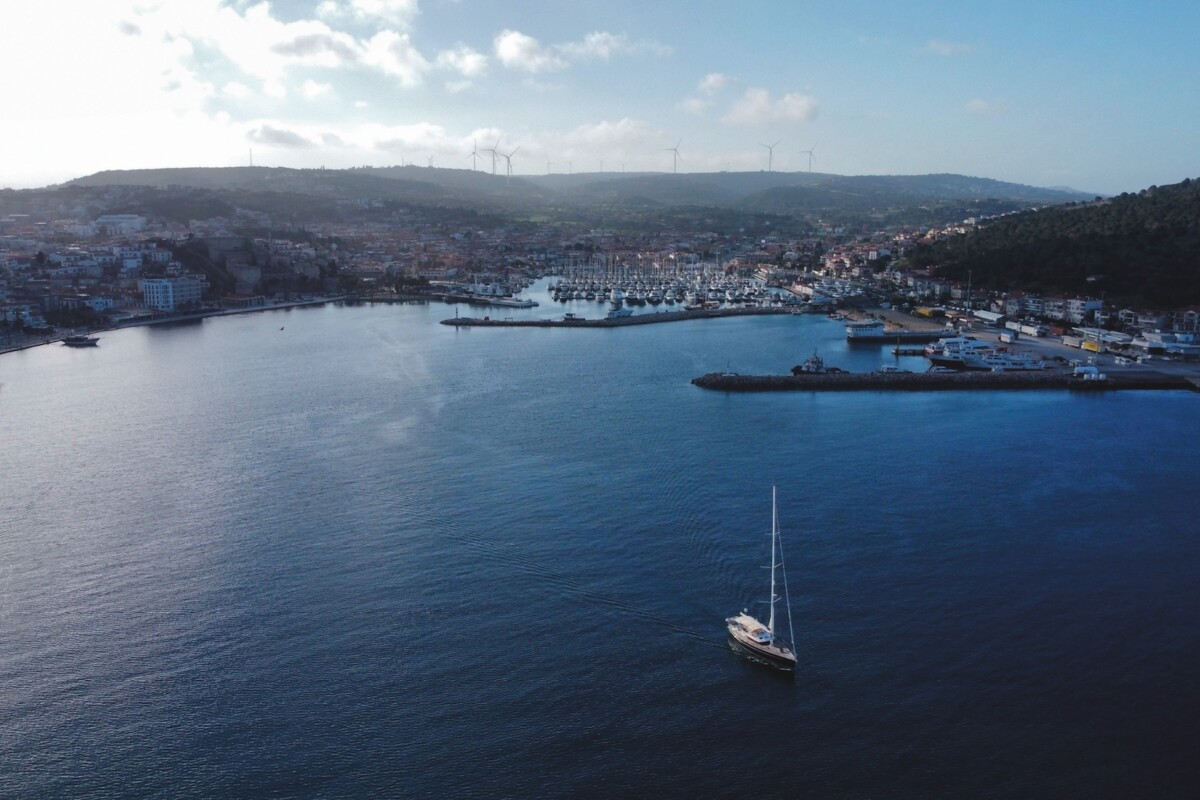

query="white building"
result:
[1066,297,1103,324]
[95,215,147,234]
[141,275,207,311]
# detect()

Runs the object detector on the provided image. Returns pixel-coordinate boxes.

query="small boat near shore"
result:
[62,335,99,347]
[727,487,797,672]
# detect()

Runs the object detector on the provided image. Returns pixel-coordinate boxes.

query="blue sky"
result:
[2,0,1197,193]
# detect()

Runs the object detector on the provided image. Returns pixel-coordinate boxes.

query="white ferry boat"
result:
[929,341,1045,371]
[845,319,942,343]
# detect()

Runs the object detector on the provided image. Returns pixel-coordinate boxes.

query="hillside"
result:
[53,166,1088,232]
[904,178,1200,308]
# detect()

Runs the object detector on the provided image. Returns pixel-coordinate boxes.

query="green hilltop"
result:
[904,178,1200,308]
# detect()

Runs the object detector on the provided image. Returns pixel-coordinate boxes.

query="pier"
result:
[440,306,794,328]
[691,369,1200,392]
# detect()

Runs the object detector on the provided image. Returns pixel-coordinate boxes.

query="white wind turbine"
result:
[484,138,502,175]
[801,143,817,172]
[760,140,780,172]
[664,139,683,174]
[467,140,482,171]
[500,145,520,178]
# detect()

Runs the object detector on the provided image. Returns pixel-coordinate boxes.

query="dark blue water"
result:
[3,283,1198,798]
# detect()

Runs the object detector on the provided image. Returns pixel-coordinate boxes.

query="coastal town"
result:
[3,203,1198,368]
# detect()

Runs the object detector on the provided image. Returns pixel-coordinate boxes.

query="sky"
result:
[2,0,1198,194]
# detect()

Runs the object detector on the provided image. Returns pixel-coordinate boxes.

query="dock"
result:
[691,369,1200,392]
[440,306,794,328]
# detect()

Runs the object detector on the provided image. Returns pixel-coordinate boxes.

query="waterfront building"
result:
[141,275,208,312]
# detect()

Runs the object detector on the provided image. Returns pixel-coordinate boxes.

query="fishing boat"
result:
[727,487,797,671]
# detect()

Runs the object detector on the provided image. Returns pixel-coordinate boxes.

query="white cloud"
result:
[351,0,420,27]
[223,81,253,98]
[966,98,1006,116]
[560,32,628,60]
[301,80,333,99]
[724,88,818,124]
[564,118,652,147]
[362,30,431,87]
[494,29,664,73]
[367,122,454,153]
[107,0,430,90]
[926,39,973,56]
[317,0,420,28]
[699,73,733,94]
[436,44,488,78]
[248,124,317,148]
[270,32,361,66]
[679,73,735,116]
[494,29,568,72]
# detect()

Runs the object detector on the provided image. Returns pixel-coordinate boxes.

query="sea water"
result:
[2,289,1198,798]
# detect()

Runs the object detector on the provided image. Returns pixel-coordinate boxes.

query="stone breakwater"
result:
[691,370,1200,392]
[440,307,793,328]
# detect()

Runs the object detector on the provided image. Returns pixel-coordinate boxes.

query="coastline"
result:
[0,295,344,356]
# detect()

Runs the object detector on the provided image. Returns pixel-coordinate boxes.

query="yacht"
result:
[727,487,797,671]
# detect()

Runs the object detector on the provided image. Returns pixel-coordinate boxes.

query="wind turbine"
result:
[500,145,520,178]
[800,143,817,172]
[760,140,780,172]
[467,139,481,171]
[664,138,682,174]
[484,138,501,175]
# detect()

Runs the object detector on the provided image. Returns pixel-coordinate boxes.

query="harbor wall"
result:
[691,370,1198,392]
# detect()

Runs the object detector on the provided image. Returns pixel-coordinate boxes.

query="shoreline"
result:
[1,296,344,356]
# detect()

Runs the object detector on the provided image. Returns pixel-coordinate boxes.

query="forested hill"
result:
[51,166,1087,232]
[905,179,1200,308]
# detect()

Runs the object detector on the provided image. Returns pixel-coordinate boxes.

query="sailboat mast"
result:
[767,485,777,635]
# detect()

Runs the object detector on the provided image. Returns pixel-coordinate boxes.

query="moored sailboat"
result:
[726,487,797,671]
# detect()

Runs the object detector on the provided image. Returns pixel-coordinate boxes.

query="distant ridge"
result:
[63,165,1088,216]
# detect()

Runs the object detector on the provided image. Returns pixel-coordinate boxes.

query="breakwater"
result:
[440,306,793,328]
[691,370,1200,392]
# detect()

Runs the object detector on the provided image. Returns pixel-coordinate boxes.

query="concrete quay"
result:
[440,306,794,328]
[691,369,1200,393]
